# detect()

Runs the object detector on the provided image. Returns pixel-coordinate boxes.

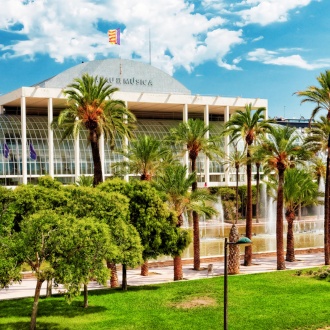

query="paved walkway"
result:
[0,252,326,301]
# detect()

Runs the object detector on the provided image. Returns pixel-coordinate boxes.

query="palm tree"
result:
[304,115,330,154]
[310,156,327,187]
[304,117,328,221]
[54,73,135,186]
[113,134,175,276]
[153,164,217,280]
[267,168,320,262]
[295,70,330,265]
[222,146,247,275]
[251,146,266,223]
[222,104,272,266]
[166,118,221,270]
[222,145,246,224]
[259,125,311,270]
[284,168,320,262]
[112,134,173,181]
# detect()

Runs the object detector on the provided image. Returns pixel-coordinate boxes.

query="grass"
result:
[0,269,329,330]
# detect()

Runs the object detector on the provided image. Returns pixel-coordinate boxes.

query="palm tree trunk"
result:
[244,155,253,266]
[256,163,260,224]
[276,169,286,270]
[191,157,200,271]
[285,210,296,262]
[141,260,149,276]
[193,210,200,270]
[107,261,119,288]
[324,142,330,265]
[30,279,44,330]
[90,133,103,186]
[235,165,239,224]
[173,255,183,280]
[228,224,240,274]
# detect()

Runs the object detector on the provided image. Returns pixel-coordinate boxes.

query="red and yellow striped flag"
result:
[108,28,120,45]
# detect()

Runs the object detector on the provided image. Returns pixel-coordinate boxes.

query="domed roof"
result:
[36,58,190,94]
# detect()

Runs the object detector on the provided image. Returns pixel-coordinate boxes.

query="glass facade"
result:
[0,115,227,186]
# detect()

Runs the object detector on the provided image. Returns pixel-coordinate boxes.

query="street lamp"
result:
[224,237,252,330]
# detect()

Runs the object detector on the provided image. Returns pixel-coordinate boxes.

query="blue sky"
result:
[0,0,329,118]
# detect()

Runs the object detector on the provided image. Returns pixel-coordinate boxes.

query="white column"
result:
[264,101,269,119]
[204,104,209,187]
[124,102,129,182]
[21,96,27,184]
[183,104,189,171]
[224,105,230,186]
[48,98,54,178]
[0,106,4,115]
[183,104,188,123]
[100,134,105,182]
[74,119,80,182]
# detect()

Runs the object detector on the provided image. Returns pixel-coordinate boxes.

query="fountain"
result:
[266,189,277,234]
[317,177,325,221]
[211,195,225,236]
[154,188,325,262]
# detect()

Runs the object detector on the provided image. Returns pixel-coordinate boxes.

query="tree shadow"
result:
[38,298,107,318]
[0,295,107,320]
[83,285,160,297]
[0,298,33,319]
[0,321,69,330]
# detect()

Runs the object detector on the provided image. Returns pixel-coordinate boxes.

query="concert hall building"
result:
[0,58,267,187]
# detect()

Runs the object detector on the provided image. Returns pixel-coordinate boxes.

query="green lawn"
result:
[0,269,329,330]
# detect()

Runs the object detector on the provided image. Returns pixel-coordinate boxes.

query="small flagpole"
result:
[149,28,151,65]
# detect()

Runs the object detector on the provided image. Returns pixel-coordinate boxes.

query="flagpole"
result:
[149,28,151,65]
[4,155,6,186]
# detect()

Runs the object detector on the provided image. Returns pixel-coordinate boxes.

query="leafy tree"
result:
[111,135,178,275]
[153,164,215,280]
[11,178,68,232]
[15,210,111,329]
[126,180,187,276]
[259,125,311,270]
[222,103,272,266]
[166,118,221,270]
[1,178,67,294]
[53,73,135,186]
[295,70,330,264]
[0,186,20,289]
[53,216,112,308]
[64,185,143,289]
[100,179,188,277]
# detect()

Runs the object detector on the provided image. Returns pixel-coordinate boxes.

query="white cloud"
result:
[201,0,227,11]
[0,0,322,76]
[0,0,242,75]
[247,48,330,70]
[234,0,313,26]
[252,36,263,42]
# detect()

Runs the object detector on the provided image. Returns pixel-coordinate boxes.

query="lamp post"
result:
[224,237,252,330]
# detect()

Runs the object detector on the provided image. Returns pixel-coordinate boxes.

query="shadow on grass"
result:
[84,285,160,297]
[0,295,107,320]
[0,321,69,330]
